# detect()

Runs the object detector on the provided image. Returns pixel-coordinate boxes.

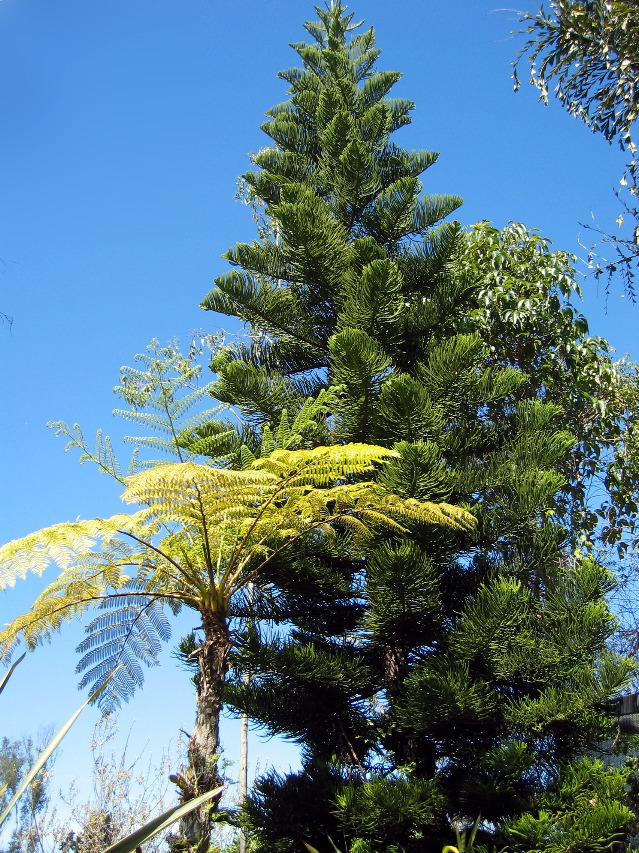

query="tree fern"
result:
[0,443,473,701]
[0,429,474,850]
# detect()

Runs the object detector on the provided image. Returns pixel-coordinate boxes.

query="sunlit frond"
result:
[75,595,172,708]
[251,443,398,484]
[1,442,474,706]
[0,520,111,589]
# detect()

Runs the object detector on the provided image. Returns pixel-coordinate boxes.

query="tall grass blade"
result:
[100,785,224,853]
[0,669,117,827]
[0,653,25,697]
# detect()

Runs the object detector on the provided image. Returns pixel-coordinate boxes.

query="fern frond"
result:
[250,443,398,483]
[47,422,126,482]
[78,645,145,708]
[99,433,121,478]
[377,495,477,532]
[121,435,184,455]
[0,521,104,589]
[125,448,141,477]
[75,596,172,708]
[0,512,183,652]
[122,463,275,516]
[112,409,175,435]
[164,386,217,422]
[124,458,174,472]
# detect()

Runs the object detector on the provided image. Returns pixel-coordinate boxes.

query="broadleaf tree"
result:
[0,733,54,853]
[514,0,639,297]
[458,221,639,557]
[189,4,639,851]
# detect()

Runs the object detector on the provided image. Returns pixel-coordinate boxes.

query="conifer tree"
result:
[195,4,638,851]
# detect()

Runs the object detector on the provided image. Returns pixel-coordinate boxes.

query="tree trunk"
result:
[173,609,230,852]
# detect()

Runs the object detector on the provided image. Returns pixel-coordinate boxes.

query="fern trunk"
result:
[176,609,229,852]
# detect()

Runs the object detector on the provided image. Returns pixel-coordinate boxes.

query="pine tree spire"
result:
[195,5,637,852]
[200,1,463,441]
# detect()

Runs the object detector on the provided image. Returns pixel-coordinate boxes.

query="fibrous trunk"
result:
[173,609,229,852]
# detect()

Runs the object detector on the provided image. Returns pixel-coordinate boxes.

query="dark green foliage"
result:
[334,777,444,850]
[198,4,638,852]
[458,222,639,556]
[242,764,345,853]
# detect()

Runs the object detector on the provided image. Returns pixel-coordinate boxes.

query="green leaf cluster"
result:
[458,221,639,557]
[498,758,636,853]
[513,1,639,297]
[514,2,639,153]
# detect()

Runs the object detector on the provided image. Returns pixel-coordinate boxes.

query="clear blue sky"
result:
[0,0,636,815]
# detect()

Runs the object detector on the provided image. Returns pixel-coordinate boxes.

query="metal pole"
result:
[238,581,253,853]
[238,710,249,853]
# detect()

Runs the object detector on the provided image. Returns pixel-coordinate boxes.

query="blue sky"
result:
[0,0,636,816]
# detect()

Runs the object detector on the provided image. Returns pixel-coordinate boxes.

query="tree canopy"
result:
[514,1,639,153]
[514,1,639,296]
[3,3,639,852]
[193,4,639,850]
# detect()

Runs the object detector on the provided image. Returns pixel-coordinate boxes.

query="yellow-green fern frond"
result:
[0,518,127,590]
[250,443,398,485]
[376,495,476,532]
[0,441,474,706]
[0,556,128,660]
[0,511,192,651]
[123,462,274,504]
